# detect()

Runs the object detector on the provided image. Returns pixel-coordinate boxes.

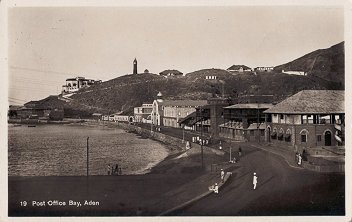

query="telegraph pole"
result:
[200,108,204,170]
[86,137,89,176]
[257,105,260,143]
[182,126,185,143]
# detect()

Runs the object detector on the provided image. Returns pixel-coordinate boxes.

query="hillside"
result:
[274,42,344,85]
[68,68,341,115]
[31,42,344,117]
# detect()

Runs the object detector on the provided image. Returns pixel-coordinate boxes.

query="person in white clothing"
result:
[298,154,302,165]
[214,183,219,194]
[253,172,258,190]
[220,169,225,182]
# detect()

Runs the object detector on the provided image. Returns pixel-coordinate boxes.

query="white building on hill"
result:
[62,77,101,94]
[282,70,307,76]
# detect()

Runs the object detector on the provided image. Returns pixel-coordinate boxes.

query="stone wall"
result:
[118,123,225,156]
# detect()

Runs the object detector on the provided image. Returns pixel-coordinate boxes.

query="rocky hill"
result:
[274,41,344,85]
[30,42,344,117]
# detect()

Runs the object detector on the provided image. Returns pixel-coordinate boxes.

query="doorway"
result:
[324,131,332,146]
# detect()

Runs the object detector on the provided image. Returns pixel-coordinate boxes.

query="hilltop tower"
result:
[133,58,138,74]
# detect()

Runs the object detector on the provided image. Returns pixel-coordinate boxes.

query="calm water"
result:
[8,124,169,176]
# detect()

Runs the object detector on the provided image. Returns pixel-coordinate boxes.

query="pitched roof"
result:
[264,90,344,114]
[159,69,183,75]
[247,123,266,130]
[162,100,207,107]
[227,65,252,71]
[225,103,273,109]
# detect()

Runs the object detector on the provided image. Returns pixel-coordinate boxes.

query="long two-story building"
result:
[220,103,273,142]
[264,90,344,151]
[134,103,153,123]
[150,92,207,128]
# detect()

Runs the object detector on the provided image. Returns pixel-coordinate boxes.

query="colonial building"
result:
[254,67,274,72]
[179,98,233,138]
[264,90,344,151]
[219,103,273,141]
[205,76,218,80]
[150,92,207,128]
[62,77,100,94]
[8,105,64,121]
[159,69,183,78]
[227,65,252,73]
[134,103,153,123]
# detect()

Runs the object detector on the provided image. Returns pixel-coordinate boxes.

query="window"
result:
[302,115,314,124]
[280,114,284,119]
[318,115,331,124]
[317,135,322,142]
[300,129,308,143]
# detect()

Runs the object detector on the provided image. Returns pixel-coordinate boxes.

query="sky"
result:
[8,5,344,105]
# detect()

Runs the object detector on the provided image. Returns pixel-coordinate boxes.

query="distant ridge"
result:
[27,42,345,117]
[274,41,344,85]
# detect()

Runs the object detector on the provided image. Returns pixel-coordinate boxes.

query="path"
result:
[176,144,345,216]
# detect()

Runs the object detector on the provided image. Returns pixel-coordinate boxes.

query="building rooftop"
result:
[227,65,252,70]
[225,103,273,109]
[264,90,344,114]
[159,69,183,76]
[162,100,207,107]
[247,123,266,130]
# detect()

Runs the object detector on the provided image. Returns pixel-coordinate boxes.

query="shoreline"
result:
[8,120,184,176]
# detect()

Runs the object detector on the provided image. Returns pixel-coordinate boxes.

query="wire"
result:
[10,66,73,77]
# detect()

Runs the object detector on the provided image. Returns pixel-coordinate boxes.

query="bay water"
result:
[8,124,170,176]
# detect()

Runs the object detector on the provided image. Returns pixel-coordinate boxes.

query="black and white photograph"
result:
[1,0,351,220]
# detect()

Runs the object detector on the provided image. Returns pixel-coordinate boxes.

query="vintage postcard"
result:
[1,0,351,221]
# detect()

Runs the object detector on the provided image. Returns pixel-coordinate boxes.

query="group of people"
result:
[107,164,121,175]
[211,168,258,194]
[191,136,210,146]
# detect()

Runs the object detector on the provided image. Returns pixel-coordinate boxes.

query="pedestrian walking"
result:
[107,164,111,175]
[253,172,258,190]
[186,141,191,150]
[114,164,119,175]
[238,146,242,157]
[214,183,219,194]
[220,169,225,182]
[298,154,302,165]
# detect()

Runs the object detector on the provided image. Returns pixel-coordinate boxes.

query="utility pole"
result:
[257,105,260,143]
[87,137,89,176]
[182,126,185,143]
[201,111,204,170]
[229,147,232,162]
[200,108,204,169]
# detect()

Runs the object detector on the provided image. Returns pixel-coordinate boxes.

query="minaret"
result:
[133,58,138,74]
